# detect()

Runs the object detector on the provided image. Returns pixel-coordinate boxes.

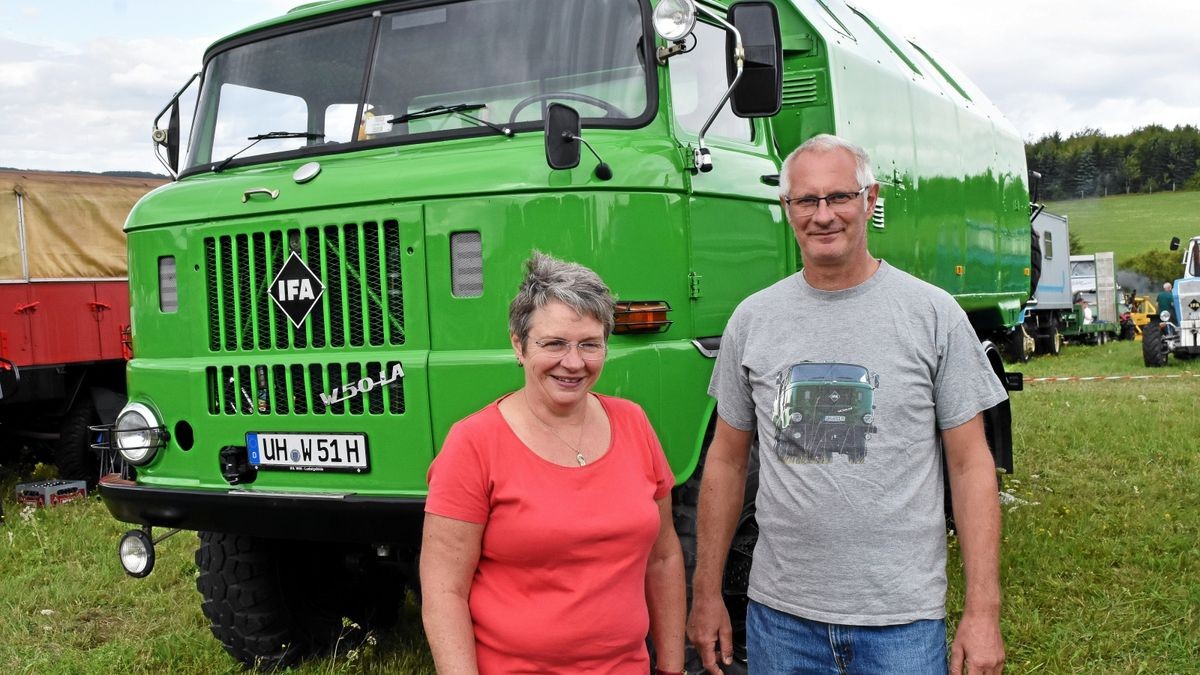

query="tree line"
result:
[1026,125,1200,201]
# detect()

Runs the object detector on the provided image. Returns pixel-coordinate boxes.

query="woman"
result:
[420,252,687,674]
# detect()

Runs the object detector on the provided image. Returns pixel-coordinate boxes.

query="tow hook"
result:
[118,526,182,578]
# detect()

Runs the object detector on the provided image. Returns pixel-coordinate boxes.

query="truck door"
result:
[670,19,788,338]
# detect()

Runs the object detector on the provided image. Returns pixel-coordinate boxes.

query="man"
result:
[1157,282,1174,324]
[686,134,1007,674]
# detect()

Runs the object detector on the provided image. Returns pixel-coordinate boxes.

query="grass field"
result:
[1044,190,1200,263]
[2,338,1196,673]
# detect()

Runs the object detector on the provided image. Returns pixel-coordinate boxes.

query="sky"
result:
[1,0,1197,174]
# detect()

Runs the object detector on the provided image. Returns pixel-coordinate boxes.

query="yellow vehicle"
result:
[1123,295,1157,340]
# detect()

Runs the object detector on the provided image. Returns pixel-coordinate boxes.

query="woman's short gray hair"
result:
[509,251,615,346]
[778,134,876,198]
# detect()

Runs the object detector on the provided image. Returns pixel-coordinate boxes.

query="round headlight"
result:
[114,402,165,465]
[653,0,696,41]
[118,529,156,578]
[862,413,874,424]
[1160,310,1171,322]
[790,412,803,423]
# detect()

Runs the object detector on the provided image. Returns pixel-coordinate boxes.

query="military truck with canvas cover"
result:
[97,0,1029,669]
[0,170,164,482]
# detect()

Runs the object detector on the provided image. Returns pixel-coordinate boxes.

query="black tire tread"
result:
[54,396,98,483]
[196,532,333,670]
[1142,324,1167,367]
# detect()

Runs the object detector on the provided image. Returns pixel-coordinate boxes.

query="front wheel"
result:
[196,533,402,670]
[1142,323,1167,367]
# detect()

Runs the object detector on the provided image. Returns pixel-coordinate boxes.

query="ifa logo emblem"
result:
[268,252,325,327]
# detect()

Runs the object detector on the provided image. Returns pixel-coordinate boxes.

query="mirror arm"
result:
[691,6,744,173]
[152,72,199,180]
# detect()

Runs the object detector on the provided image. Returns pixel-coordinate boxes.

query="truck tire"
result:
[196,532,390,670]
[1006,325,1031,363]
[673,431,756,675]
[1142,324,1167,367]
[54,396,99,484]
[1047,324,1063,356]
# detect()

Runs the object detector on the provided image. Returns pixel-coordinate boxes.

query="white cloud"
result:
[2,0,1198,172]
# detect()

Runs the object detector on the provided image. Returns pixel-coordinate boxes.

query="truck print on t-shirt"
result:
[770,362,880,464]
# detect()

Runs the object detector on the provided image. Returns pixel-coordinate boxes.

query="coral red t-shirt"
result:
[425,394,674,674]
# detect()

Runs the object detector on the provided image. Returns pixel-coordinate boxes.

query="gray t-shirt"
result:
[708,260,1007,625]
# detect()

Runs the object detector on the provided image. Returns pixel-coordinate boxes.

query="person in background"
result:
[687,134,1007,675]
[1157,282,1175,324]
[420,251,686,674]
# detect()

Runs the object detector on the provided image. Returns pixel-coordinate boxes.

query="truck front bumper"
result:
[99,474,426,543]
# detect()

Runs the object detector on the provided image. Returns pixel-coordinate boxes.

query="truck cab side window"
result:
[669,21,752,143]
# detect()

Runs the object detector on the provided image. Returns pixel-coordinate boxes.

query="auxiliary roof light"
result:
[653,0,696,42]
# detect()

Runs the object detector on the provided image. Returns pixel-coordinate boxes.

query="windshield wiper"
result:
[212,131,324,172]
[390,103,513,138]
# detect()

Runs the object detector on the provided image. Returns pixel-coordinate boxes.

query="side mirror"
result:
[152,72,199,180]
[545,103,582,171]
[1170,236,1181,251]
[1028,170,1042,205]
[727,1,782,117]
[0,358,20,401]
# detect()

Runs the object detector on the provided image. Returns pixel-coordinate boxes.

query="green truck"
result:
[772,362,878,464]
[98,0,1029,669]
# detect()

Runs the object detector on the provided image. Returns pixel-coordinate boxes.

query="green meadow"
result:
[1044,190,1200,262]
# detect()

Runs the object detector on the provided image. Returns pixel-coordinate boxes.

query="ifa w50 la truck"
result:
[98,0,1030,669]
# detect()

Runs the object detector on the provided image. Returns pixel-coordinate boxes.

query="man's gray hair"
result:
[1164,282,1172,291]
[778,134,876,199]
[509,251,615,346]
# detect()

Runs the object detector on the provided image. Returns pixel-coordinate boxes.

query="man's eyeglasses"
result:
[783,187,869,216]
[533,339,607,361]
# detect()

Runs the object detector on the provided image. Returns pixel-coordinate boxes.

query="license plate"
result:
[247,432,369,473]
[823,415,846,422]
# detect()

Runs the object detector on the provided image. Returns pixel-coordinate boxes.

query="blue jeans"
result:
[746,600,948,674]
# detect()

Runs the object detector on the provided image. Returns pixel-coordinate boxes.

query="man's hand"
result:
[949,609,1005,675]
[686,594,733,675]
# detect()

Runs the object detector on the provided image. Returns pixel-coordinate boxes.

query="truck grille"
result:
[204,220,405,353]
[206,361,405,416]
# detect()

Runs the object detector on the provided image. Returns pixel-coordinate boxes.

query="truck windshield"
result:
[787,363,871,384]
[185,0,651,171]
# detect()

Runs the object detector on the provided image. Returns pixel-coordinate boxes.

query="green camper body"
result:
[106,0,1026,580]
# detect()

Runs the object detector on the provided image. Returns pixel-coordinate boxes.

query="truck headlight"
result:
[653,0,696,41]
[862,413,874,424]
[1160,310,1172,322]
[114,402,167,465]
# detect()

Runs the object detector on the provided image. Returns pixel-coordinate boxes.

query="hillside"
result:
[1043,190,1200,263]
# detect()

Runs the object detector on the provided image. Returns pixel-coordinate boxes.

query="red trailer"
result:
[1,170,164,482]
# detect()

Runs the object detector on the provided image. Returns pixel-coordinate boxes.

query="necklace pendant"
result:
[576,452,587,467]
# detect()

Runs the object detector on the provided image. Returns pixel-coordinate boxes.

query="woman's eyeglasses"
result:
[533,339,607,361]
